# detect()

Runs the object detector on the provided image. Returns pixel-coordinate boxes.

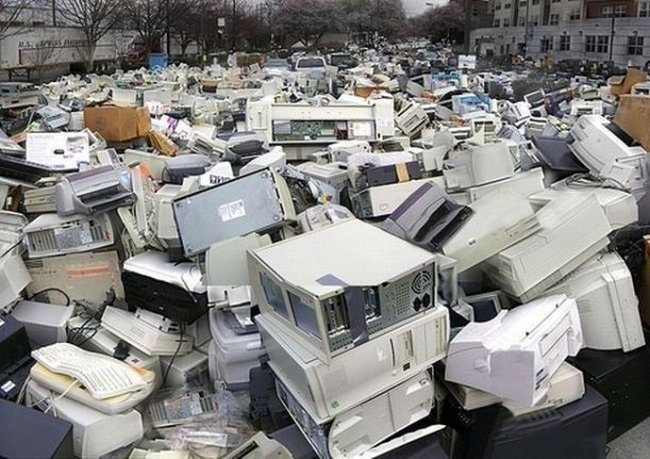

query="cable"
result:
[44,380,78,414]
[0,238,23,260]
[27,288,71,307]
[161,325,185,387]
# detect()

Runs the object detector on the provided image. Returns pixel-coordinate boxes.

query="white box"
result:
[257,306,448,421]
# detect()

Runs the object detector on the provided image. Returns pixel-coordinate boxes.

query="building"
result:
[472,0,650,66]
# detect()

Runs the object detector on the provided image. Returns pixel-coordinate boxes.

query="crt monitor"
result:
[524,89,546,108]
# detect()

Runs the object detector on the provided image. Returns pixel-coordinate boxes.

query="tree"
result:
[274,0,342,49]
[169,0,198,56]
[123,0,170,55]
[410,0,466,46]
[25,35,59,83]
[341,0,406,42]
[0,0,34,40]
[56,0,123,71]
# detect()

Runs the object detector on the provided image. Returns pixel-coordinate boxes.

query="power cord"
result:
[161,324,186,387]
[27,288,71,307]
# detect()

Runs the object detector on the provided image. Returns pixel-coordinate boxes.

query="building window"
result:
[519,0,527,5]
[551,0,561,3]
[569,9,580,20]
[628,35,644,55]
[495,2,501,10]
[550,14,560,25]
[494,18,501,27]
[532,0,540,4]
[560,35,571,51]
[503,18,510,27]
[597,35,609,53]
[504,2,511,9]
[518,16,526,26]
[541,38,553,53]
[604,5,627,17]
[586,35,596,52]
[531,15,539,25]
[640,2,650,17]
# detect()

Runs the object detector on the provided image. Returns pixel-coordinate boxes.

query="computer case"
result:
[160,348,210,388]
[11,300,74,347]
[570,331,650,440]
[122,250,208,324]
[25,250,124,304]
[24,212,115,258]
[24,184,58,213]
[0,398,74,459]
[172,168,295,257]
[249,219,440,363]
[276,370,434,459]
[440,385,607,459]
[258,308,448,421]
[0,314,33,400]
[26,379,144,458]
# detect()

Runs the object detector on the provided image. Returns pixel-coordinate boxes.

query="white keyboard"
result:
[31,343,147,400]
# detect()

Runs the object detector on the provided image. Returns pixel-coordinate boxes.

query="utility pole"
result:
[464,0,472,53]
[608,15,615,64]
[52,0,57,27]
[166,0,171,55]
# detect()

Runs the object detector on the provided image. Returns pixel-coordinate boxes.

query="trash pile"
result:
[1,54,650,459]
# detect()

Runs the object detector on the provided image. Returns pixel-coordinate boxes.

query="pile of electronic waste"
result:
[1,56,650,459]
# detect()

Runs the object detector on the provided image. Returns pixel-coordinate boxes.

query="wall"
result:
[471,16,650,66]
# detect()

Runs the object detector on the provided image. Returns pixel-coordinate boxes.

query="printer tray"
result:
[122,271,208,324]
[570,330,650,440]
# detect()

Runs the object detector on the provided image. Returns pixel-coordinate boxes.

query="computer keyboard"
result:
[31,343,147,400]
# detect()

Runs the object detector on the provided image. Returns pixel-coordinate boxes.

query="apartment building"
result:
[472,0,650,66]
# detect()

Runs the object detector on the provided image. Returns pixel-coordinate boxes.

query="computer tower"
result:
[172,168,295,257]
[26,379,144,458]
[0,314,33,400]
[0,398,74,459]
[25,250,125,304]
[11,300,74,347]
[440,385,607,459]
[570,332,650,440]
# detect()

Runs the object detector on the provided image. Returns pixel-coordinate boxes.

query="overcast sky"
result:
[402,0,449,17]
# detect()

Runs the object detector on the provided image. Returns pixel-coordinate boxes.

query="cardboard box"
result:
[614,95,650,151]
[83,104,151,142]
[148,129,178,156]
[609,68,647,98]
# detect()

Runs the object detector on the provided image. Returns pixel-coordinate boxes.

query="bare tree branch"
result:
[56,0,123,70]
[0,0,34,40]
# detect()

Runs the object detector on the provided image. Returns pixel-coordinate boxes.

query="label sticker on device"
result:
[1,380,15,393]
[218,200,246,222]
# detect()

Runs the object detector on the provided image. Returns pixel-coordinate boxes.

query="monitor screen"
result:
[288,291,321,340]
[466,296,501,322]
[260,273,289,320]
[524,90,545,107]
